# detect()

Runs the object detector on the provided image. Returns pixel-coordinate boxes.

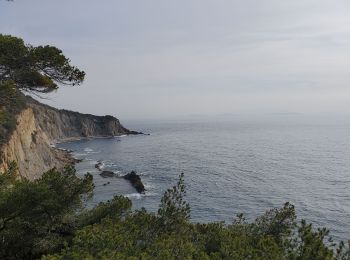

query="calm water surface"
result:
[58,116,350,241]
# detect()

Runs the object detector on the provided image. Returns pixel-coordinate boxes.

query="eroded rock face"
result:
[123,171,145,194]
[26,96,133,141]
[0,108,74,180]
[0,96,134,179]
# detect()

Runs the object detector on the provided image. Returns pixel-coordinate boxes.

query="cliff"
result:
[0,96,134,179]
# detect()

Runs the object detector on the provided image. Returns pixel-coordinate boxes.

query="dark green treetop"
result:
[0,34,85,94]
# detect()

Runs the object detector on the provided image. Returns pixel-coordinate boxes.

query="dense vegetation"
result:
[0,34,85,94]
[0,81,25,144]
[0,165,94,259]
[0,167,349,259]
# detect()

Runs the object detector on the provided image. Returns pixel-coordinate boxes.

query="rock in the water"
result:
[100,171,115,178]
[128,130,143,135]
[95,161,103,171]
[123,171,145,193]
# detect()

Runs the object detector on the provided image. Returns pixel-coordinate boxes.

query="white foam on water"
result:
[115,134,127,138]
[144,191,158,196]
[104,161,117,168]
[114,171,122,177]
[73,153,88,157]
[89,151,101,154]
[125,193,143,199]
[144,183,155,190]
[125,190,157,199]
[83,148,101,154]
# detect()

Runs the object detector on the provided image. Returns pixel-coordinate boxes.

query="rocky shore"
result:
[95,161,146,194]
[0,96,139,179]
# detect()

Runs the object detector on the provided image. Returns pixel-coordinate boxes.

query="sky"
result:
[1,0,350,120]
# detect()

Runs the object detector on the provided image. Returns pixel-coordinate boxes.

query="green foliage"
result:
[0,109,15,143]
[0,166,93,259]
[0,34,85,94]
[0,80,18,106]
[77,195,132,227]
[251,202,297,247]
[0,161,18,191]
[158,172,191,231]
[0,80,26,144]
[0,169,349,259]
[290,220,334,260]
[44,174,350,260]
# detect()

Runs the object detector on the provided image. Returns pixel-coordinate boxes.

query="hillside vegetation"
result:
[0,81,26,144]
[0,167,349,259]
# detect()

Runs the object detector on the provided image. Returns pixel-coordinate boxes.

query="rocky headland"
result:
[0,96,137,179]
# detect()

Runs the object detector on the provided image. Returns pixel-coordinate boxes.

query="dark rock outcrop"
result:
[95,161,104,171]
[100,171,115,178]
[26,96,136,141]
[123,171,145,193]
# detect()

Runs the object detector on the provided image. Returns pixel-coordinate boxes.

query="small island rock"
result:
[95,161,103,171]
[100,171,115,178]
[123,171,145,193]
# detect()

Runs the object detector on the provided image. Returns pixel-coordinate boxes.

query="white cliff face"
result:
[27,97,132,141]
[0,97,133,179]
[0,108,73,180]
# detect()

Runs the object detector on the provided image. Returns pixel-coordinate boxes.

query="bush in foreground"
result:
[0,168,349,259]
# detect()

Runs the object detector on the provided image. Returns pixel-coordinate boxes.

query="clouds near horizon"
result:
[1,0,350,119]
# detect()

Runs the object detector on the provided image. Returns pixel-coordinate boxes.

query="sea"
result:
[57,115,350,242]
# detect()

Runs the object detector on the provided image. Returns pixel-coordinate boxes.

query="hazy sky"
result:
[1,0,350,119]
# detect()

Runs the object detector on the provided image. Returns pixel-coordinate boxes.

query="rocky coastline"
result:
[0,96,140,179]
[95,161,146,194]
